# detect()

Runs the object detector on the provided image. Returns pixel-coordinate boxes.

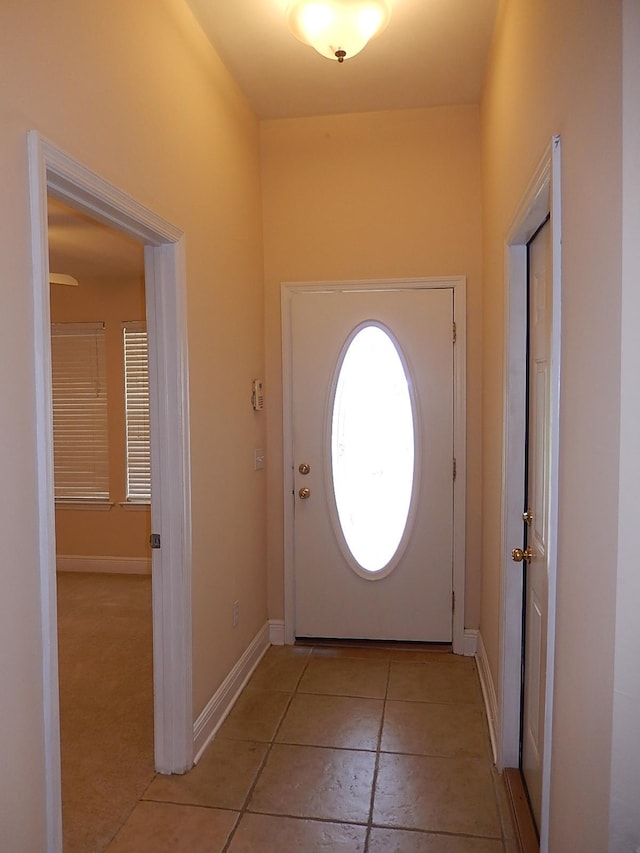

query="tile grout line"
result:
[363,655,392,853]
[219,647,313,853]
[106,752,160,847]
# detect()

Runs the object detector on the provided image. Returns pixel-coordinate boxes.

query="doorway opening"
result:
[498,137,562,853]
[48,197,155,848]
[28,133,193,852]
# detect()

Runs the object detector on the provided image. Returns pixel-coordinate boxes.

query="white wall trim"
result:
[269,619,286,646]
[463,628,478,657]
[476,631,498,764]
[498,136,562,853]
[28,132,193,852]
[193,624,271,763]
[281,277,467,653]
[609,5,640,846]
[56,556,151,575]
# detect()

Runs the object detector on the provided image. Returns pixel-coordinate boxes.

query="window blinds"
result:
[123,322,151,502]
[50,322,110,500]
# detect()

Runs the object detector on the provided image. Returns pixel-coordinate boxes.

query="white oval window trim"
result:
[327,321,420,581]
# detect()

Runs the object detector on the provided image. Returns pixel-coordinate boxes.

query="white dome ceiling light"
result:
[287,0,391,63]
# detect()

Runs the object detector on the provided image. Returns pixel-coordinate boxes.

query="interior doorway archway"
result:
[28,132,193,852]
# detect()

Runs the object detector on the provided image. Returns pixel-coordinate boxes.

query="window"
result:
[123,321,151,502]
[50,322,110,501]
[331,324,415,573]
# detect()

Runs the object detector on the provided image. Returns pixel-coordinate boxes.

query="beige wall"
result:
[481,1,622,848]
[50,276,151,560]
[0,2,266,848]
[261,105,483,630]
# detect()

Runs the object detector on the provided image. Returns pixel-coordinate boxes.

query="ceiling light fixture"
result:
[287,0,391,63]
[50,273,79,287]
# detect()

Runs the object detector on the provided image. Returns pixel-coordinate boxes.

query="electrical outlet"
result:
[232,600,240,628]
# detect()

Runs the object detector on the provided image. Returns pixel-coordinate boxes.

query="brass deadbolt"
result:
[511,546,535,563]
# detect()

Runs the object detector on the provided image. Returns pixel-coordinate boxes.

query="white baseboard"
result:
[463,628,478,656]
[269,619,285,645]
[475,630,498,763]
[56,555,151,575]
[192,622,271,763]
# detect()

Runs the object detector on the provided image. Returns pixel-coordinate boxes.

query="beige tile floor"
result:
[106,644,519,852]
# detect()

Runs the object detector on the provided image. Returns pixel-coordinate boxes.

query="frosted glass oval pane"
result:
[331,325,415,573]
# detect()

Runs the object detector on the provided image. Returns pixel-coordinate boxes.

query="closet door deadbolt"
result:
[511,546,535,563]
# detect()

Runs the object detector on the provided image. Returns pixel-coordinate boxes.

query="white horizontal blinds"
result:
[50,322,110,500]
[123,322,151,502]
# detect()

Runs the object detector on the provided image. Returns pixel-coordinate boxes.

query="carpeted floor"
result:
[57,571,155,852]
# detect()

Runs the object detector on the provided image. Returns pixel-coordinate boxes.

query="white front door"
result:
[289,285,455,642]
[520,218,552,828]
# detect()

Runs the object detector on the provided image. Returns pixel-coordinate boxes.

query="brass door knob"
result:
[512,547,535,563]
[299,487,311,500]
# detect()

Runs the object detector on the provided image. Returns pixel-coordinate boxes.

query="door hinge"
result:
[452,590,455,612]
[453,458,457,481]
[149,533,161,549]
[452,322,457,344]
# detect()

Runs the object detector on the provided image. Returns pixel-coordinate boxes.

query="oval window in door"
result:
[330,324,416,576]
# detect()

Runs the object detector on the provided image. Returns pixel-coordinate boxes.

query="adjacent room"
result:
[48,200,155,851]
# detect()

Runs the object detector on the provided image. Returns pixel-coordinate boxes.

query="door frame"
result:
[498,137,562,852]
[281,277,467,653]
[28,133,193,852]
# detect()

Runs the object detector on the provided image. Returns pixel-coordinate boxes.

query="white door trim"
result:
[281,277,467,654]
[28,132,193,852]
[498,136,561,853]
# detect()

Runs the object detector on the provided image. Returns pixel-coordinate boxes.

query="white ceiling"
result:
[185,0,499,119]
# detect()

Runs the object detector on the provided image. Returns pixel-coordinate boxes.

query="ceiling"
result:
[48,198,144,282]
[185,0,500,119]
[47,1,499,275]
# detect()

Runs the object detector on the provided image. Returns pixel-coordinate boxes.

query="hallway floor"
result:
[106,643,518,852]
